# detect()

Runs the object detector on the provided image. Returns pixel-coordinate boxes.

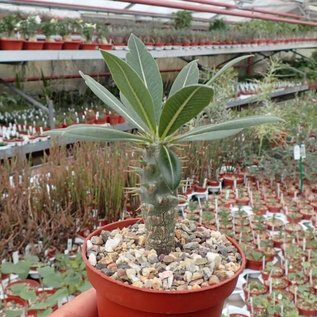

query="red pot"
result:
[297,305,317,316]
[0,38,24,50]
[23,41,44,50]
[63,41,82,50]
[5,279,40,296]
[44,41,64,50]
[82,218,246,317]
[98,43,113,50]
[80,43,98,50]
[108,115,121,125]
[28,289,57,316]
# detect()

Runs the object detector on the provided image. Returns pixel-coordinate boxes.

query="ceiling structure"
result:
[1,0,317,25]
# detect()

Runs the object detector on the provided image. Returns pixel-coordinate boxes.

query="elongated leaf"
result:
[46,125,148,143]
[179,128,243,142]
[126,34,163,123]
[169,60,199,97]
[176,115,282,141]
[100,50,156,132]
[206,55,253,86]
[159,85,213,138]
[157,146,181,190]
[80,72,148,132]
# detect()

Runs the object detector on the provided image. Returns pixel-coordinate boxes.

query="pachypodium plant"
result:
[48,34,280,255]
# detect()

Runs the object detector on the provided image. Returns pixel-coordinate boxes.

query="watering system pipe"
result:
[113,0,317,26]
[187,0,308,21]
[4,0,209,22]
[6,0,317,25]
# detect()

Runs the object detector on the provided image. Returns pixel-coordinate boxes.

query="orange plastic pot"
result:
[23,41,44,50]
[82,218,246,317]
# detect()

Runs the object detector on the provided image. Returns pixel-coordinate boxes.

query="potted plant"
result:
[81,22,97,50]
[20,15,44,50]
[41,18,64,50]
[0,13,24,50]
[95,22,112,50]
[47,34,280,317]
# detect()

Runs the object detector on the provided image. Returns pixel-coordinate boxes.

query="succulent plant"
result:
[47,34,280,255]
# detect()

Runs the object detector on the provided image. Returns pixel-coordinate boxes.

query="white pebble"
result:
[88,253,97,266]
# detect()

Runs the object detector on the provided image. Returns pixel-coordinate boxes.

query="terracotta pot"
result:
[108,115,121,125]
[297,305,317,316]
[98,43,113,50]
[0,38,24,50]
[80,42,98,50]
[23,41,44,50]
[44,41,64,50]
[82,218,246,317]
[63,41,82,50]
[5,279,40,296]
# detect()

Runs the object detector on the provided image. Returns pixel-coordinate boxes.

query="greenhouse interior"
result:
[1,0,317,316]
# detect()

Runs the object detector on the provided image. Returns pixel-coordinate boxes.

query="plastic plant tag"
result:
[300,144,306,159]
[12,251,19,264]
[67,238,73,251]
[293,145,300,160]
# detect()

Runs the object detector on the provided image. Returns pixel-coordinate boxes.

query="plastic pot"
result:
[63,41,81,50]
[80,43,98,50]
[23,41,44,50]
[0,38,24,50]
[44,41,64,50]
[82,218,246,317]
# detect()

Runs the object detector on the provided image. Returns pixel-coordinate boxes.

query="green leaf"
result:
[157,146,181,190]
[13,261,31,279]
[1,262,15,274]
[38,266,55,278]
[206,55,253,86]
[179,128,242,142]
[126,34,163,123]
[78,280,92,292]
[176,115,282,140]
[169,60,199,97]
[46,288,68,306]
[6,310,22,317]
[20,288,36,301]
[24,255,39,264]
[100,50,156,132]
[29,302,49,310]
[159,85,214,138]
[80,72,149,132]
[46,125,148,143]
[43,271,64,288]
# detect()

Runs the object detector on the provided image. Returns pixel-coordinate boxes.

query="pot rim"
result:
[82,217,246,295]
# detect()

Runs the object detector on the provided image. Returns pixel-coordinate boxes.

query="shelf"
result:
[227,84,309,108]
[0,123,131,160]
[1,41,317,62]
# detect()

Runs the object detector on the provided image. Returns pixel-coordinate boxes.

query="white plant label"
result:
[293,145,300,160]
[300,144,306,159]
[12,251,19,264]
[67,238,73,251]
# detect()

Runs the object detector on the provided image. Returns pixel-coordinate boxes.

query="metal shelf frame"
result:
[1,41,317,63]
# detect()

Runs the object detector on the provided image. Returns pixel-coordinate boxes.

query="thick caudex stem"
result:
[140,145,178,255]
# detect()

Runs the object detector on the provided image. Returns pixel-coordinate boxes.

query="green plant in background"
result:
[41,17,59,40]
[209,18,227,31]
[95,21,109,44]
[0,13,19,38]
[19,15,42,40]
[173,10,192,29]
[48,34,280,255]
[82,22,96,43]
